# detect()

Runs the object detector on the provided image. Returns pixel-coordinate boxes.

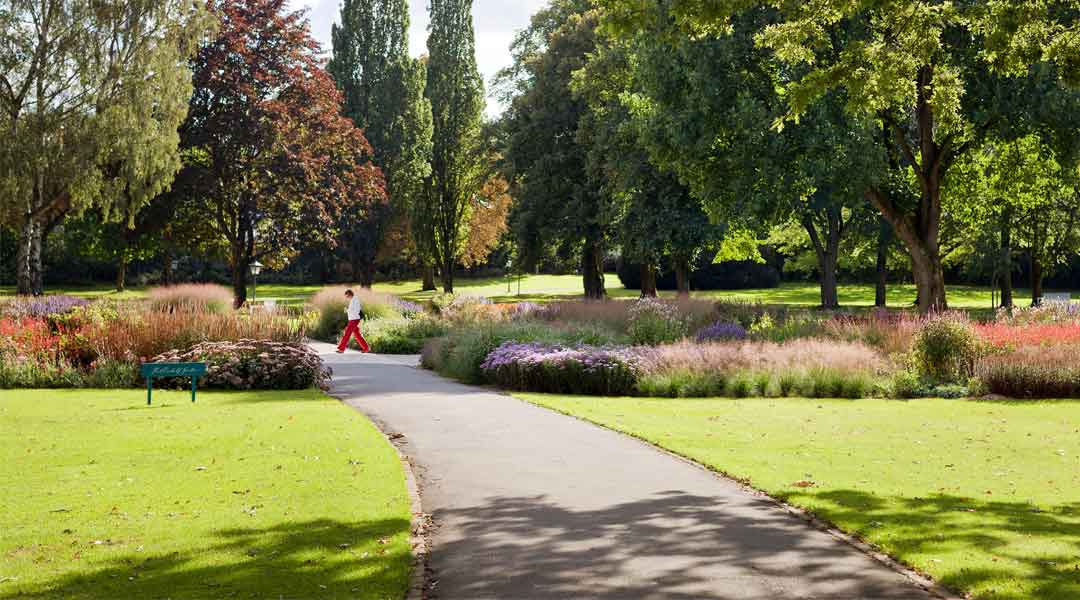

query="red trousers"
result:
[338,319,370,352]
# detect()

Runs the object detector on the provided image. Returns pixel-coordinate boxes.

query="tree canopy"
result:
[0,0,211,295]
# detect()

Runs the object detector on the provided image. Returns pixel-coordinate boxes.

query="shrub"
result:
[713,301,783,329]
[147,284,233,314]
[748,312,825,343]
[365,316,449,354]
[480,342,639,395]
[149,340,331,390]
[627,298,688,345]
[83,358,139,388]
[912,315,981,384]
[695,322,747,342]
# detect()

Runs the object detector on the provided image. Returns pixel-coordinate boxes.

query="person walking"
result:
[337,289,370,354]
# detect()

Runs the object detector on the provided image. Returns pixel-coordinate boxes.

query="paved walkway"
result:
[314,342,940,599]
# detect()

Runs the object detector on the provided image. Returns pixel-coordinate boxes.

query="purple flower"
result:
[2,295,90,319]
[695,321,748,342]
[394,299,424,316]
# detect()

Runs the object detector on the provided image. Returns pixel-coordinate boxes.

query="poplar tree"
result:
[329,0,432,287]
[0,0,210,295]
[424,0,486,293]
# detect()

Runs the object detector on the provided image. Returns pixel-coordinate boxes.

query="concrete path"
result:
[314,343,941,600]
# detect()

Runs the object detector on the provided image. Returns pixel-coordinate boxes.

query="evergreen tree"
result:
[329,0,432,287]
[424,0,486,293]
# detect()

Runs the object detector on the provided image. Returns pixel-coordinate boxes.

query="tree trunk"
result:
[116,254,127,292]
[441,257,454,293]
[875,218,889,307]
[582,238,605,300]
[870,67,949,313]
[421,264,437,291]
[1031,254,1044,306]
[819,252,839,309]
[999,206,1013,310]
[802,210,841,310]
[15,219,43,296]
[639,264,657,298]
[232,245,248,309]
[673,257,690,297]
[162,245,175,285]
[361,261,376,289]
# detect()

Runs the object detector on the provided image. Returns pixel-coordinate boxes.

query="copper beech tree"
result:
[176,0,386,306]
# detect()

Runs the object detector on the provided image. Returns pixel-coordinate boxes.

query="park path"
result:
[313,342,942,600]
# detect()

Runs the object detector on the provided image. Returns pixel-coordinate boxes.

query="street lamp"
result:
[250,261,263,307]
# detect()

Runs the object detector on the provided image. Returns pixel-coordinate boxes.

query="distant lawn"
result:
[0,389,411,599]
[518,393,1080,600]
[2,275,1065,309]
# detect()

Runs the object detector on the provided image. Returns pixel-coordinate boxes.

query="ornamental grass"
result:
[147,283,233,313]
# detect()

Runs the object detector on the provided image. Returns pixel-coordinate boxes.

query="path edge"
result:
[328,389,430,600]
[515,394,967,600]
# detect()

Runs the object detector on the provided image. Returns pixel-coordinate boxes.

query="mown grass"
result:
[0,388,411,599]
[1,275,1065,309]
[517,393,1080,600]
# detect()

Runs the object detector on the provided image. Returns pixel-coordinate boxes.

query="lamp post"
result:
[250,261,263,308]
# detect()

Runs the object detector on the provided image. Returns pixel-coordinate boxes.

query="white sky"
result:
[288,0,548,116]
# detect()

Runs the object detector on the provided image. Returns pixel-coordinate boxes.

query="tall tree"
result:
[573,33,721,298]
[180,0,386,306]
[424,0,485,293]
[502,1,612,299]
[329,0,432,287]
[0,0,210,295]
[601,0,1080,312]
[613,5,879,308]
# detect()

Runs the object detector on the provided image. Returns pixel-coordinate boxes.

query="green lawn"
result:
[0,388,411,599]
[518,393,1080,600]
[1,275,1066,309]
[375,276,1041,309]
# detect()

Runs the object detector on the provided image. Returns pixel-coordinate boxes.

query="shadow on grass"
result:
[430,491,930,599]
[781,489,1080,599]
[1,518,410,600]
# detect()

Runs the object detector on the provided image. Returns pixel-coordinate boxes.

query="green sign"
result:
[141,362,208,405]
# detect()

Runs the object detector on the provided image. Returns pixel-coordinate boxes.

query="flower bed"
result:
[0,295,320,390]
[480,342,638,395]
[421,298,1080,400]
[150,340,331,390]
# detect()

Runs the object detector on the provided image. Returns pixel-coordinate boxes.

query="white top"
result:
[346,296,363,321]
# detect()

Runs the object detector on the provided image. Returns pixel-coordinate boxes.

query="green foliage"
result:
[423,319,625,384]
[912,316,982,384]
[501,1,611,298]
[82,359,140,388]
[329,0,433,281]
[0,358,85,389]
[364,315,450,354]
[627,298,689,345]
[0,0,212,294]
[424,0,486,291]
